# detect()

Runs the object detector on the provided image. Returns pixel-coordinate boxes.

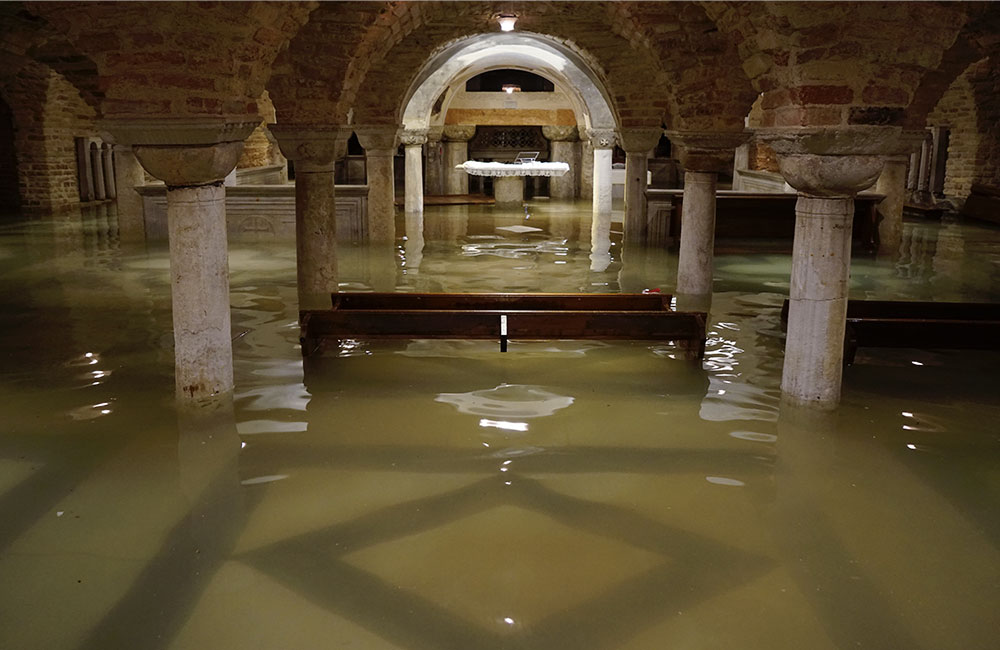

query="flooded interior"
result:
[0,199,998,650]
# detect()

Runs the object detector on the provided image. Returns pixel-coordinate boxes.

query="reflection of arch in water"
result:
[435,383,574,419]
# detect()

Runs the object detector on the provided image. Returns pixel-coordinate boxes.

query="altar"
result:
[455,160,570,205]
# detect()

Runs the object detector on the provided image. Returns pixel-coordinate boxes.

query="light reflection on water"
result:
[0,204,998,649]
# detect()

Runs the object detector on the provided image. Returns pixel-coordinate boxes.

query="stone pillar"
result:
[906,150,920,192]
[400,129,428,214]
[443,125,475,195]
[101,144,116,199]
[916,132,932,202]
[91,144,106,200]
[494,176,524,205]
[425,127,445,196]
[270,124,350,311]
[875,130,925,256]
[76,138,95,202]
[579,135,594,199]
[587,128,616,218]
[542,125,578,200]
[105,117,258,401]
[759,125,895,408]
[112,145,147,242]
[618,128,663,243]
[355,126,399,245]
[667,130,749,299]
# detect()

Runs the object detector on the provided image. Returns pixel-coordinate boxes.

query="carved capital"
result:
[268,123,350,169]
[400,129,429,147]
[665,129,749,172]
[755,126,900,197]
[101,116,259,148]
[442,124,477,142]
[426,126,445,143]
[617,128,663,154]
[542,125,579,142]
[586,128,617,149]
[134,141,244,187]
[354,125,399,152]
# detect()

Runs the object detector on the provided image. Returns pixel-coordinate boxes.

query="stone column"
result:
[759,125,896,408]
[542,125,578,200]
[579,134,594,199]
[270,124,349,311]
[732,140,750,191]
[916,131,932,202]
[875,131,925,256]
[618,128,664,243]
[355,126,399,245]
[587,128,616,218]
[425,127,445,196]
[400,129,428,214]
[105,117,258,401]
[112,145,147,242]
[443,124,475,195]
[666,130,749,299]
[101,144,117,199]
[91,144,106,200]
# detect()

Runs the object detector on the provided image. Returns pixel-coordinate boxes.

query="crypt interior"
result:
[0,2,998,649]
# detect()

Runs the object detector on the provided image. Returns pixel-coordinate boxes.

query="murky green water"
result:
[0,200,997,650]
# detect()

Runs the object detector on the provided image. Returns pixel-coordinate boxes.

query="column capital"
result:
[442,124,476,142]
[665,129,749,173]
[756,126,899,197]
[269,123,350,169]
[586,128,617,150]
[542,125,579,142]
[100,117,259,187]
[617,127,662,154]
[355,125,399,152]
[427,126,444,143]
[400,129,429,147]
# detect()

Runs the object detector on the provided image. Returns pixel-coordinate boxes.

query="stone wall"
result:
[237,90,279,170]
[927,57,1000,205]
[0,61,98,211]
[0,97,18,210]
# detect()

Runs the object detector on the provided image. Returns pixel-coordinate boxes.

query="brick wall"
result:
[1,61,98,211]
[927,57,1000,205]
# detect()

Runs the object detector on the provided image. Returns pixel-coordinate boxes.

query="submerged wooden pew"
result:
[301,292,707,359]
[780,299,1000,364]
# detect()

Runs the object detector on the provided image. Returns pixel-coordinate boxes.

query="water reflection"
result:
[1,205,999,649]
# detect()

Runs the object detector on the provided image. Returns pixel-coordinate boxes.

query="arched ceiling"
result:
[401,32,616,132]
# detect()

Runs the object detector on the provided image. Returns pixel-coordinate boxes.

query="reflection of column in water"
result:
[424,205,469,243]
[366,241,397,292]
[618,244,650,293]
[931,219,964,289]
[403,211,424,274]
[589,219,611,273]
[44,206,86,259]
[547,208,578,241]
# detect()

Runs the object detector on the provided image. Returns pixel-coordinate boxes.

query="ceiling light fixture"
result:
[497,13,517,31]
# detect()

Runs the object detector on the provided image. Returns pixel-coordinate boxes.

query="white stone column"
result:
[667,130,749,300]
[108,117,258,401]
[875,157,908,256]
[112,145,147,242]
[759,125,892,408]
[270,124,349,312]
[587,128,616,218]
[542,125,578,200]
[677,170,717,295]
[101,144,116,199]
[355,126,399,245]
[425,126,444,196]
[579,135,594,200]
[443,124,475,195]
[91,144,106,200]
[401,129,428,214]
[619,128,663,243]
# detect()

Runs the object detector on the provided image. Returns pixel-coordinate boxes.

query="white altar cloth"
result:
[455,161,570,177]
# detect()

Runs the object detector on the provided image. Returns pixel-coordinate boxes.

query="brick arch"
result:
[26,1,313,119]
[704,1,977,129]
[349,2,673,129]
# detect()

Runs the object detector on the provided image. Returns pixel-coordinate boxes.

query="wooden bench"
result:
[301,292,707,359]
[780,299,1000,364]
